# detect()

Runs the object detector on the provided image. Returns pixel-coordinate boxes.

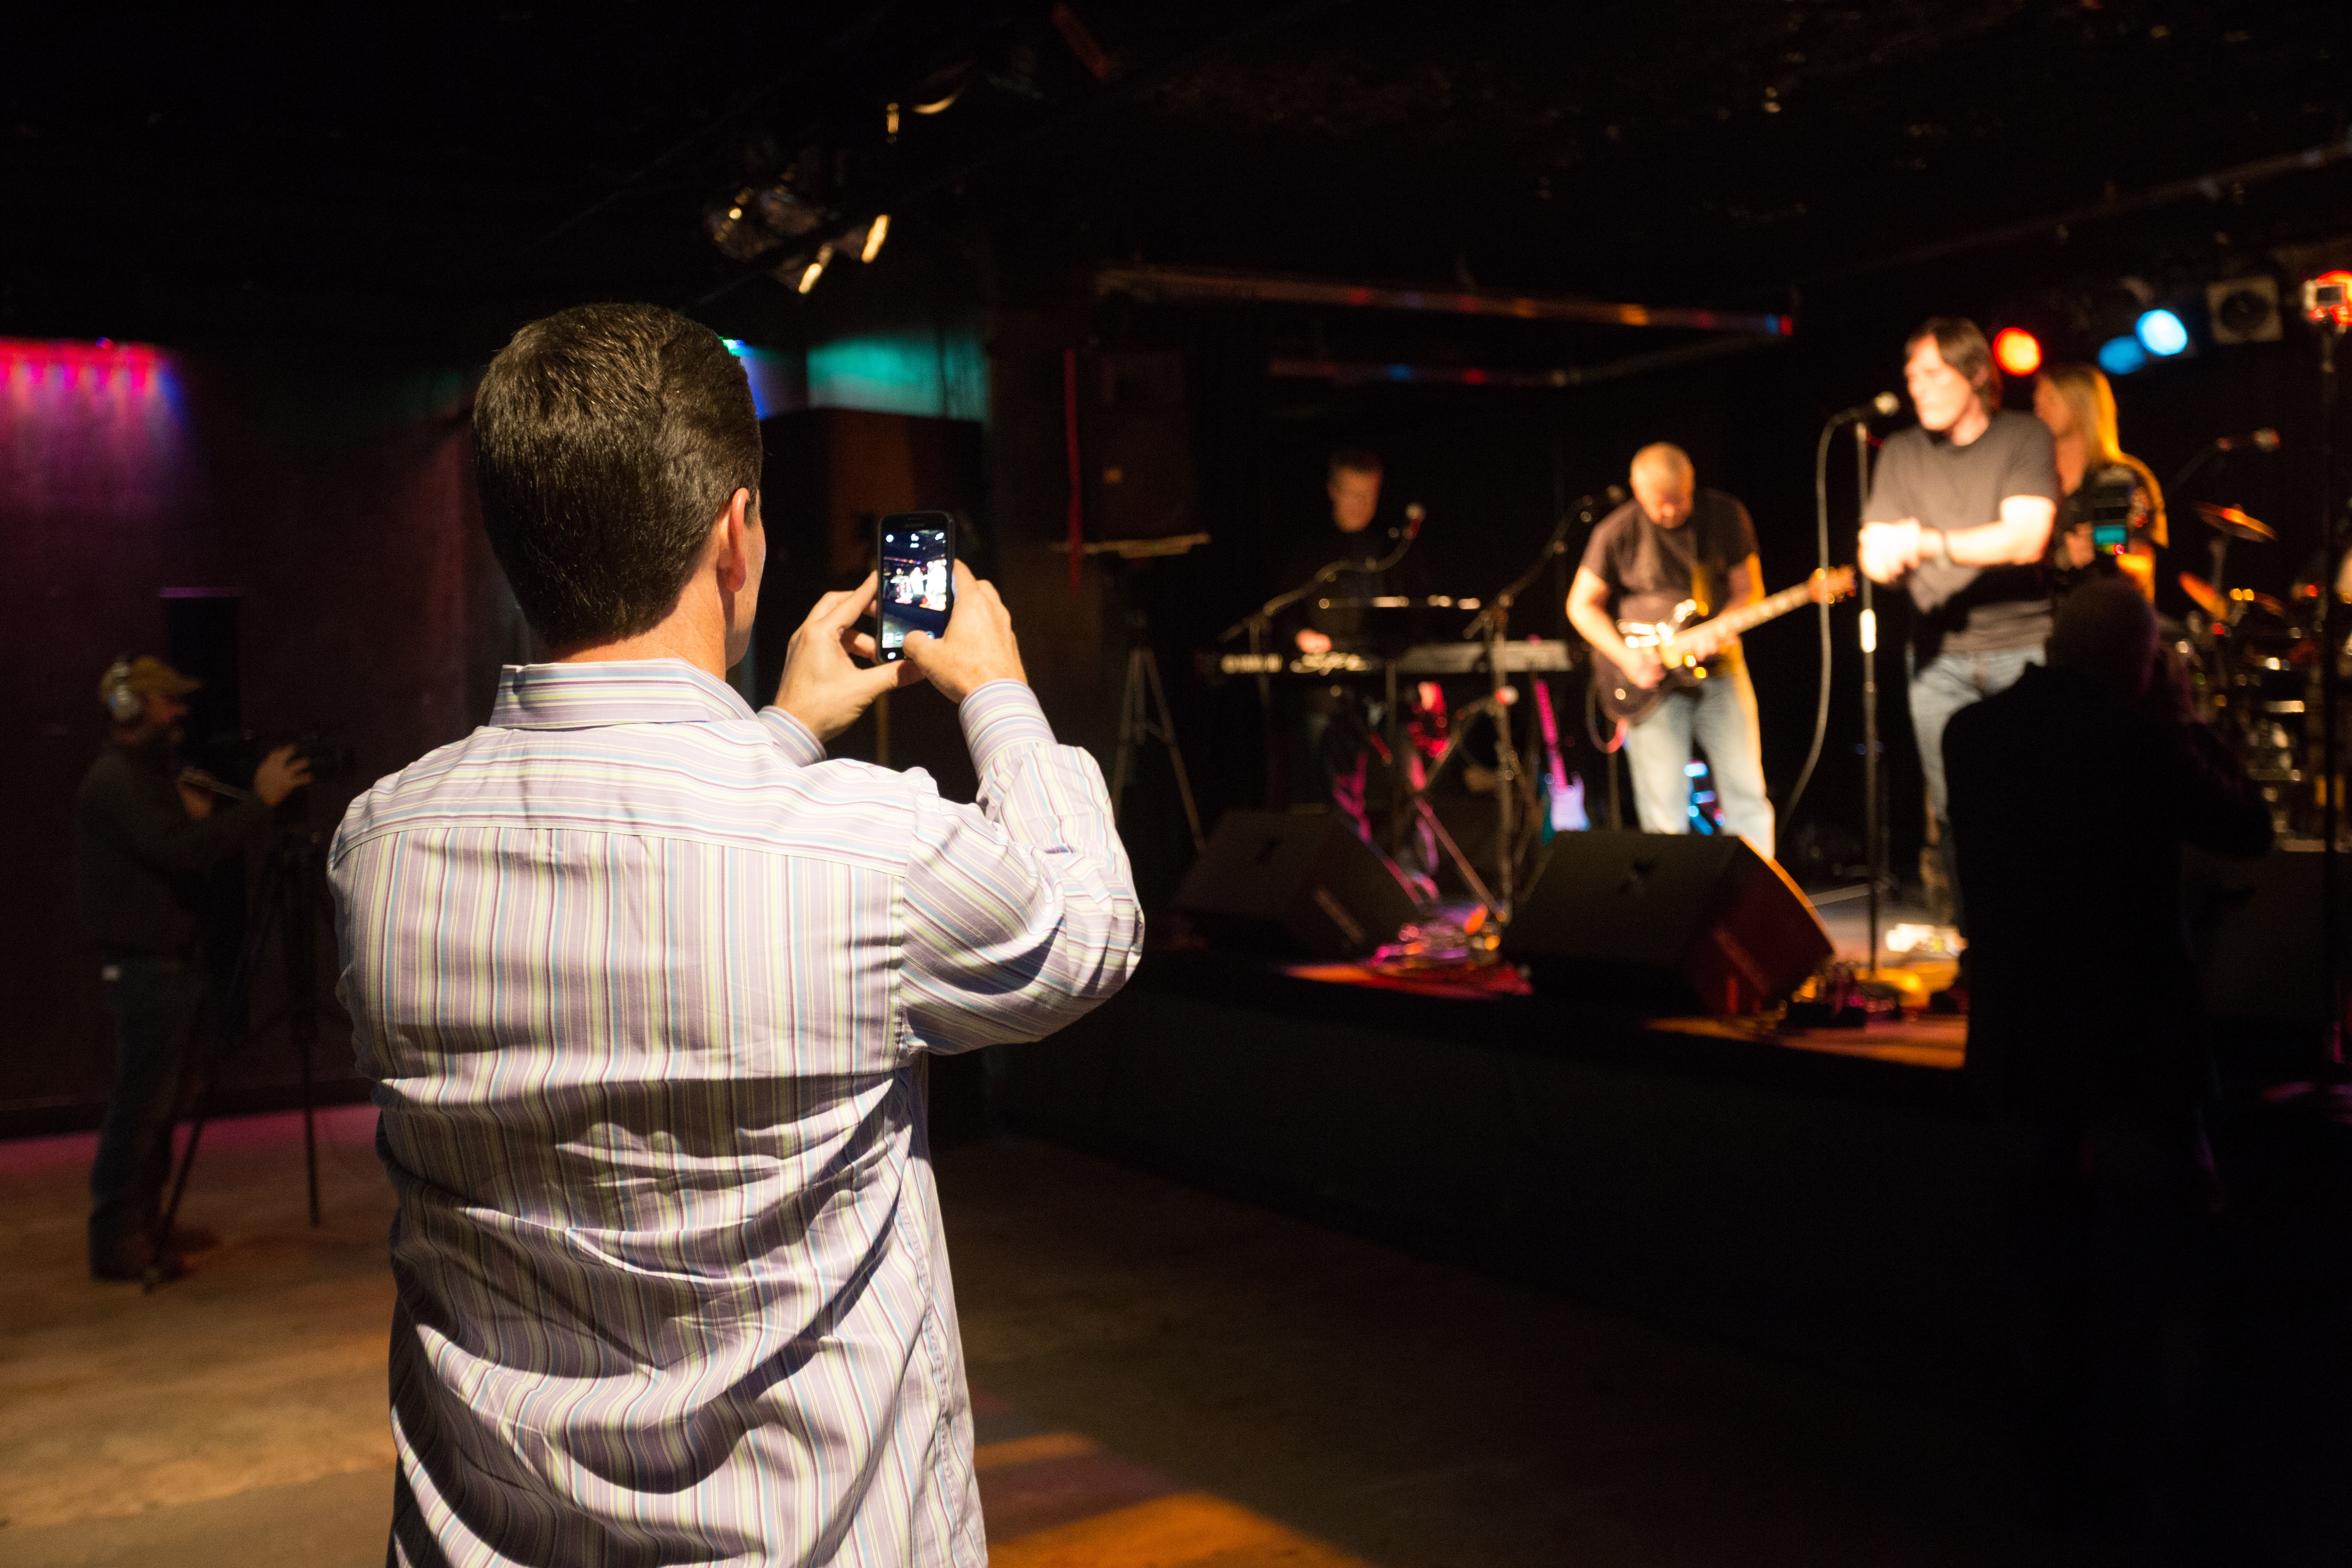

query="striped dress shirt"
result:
[330,660,1140,1567]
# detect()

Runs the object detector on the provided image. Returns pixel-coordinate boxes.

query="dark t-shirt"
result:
[73,737,267,955]
[1862,411,2059,658]
[1578,488,1758,663]
[1944,664,2272,1108]
[1274,517,1431,649]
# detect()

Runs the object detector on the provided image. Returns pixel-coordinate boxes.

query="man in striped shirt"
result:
[331,303,1141,1566]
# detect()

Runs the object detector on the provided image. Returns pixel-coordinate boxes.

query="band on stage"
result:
[1220,314,2322,961]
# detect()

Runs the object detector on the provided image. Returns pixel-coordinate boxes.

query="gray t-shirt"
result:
[1579,488,1757,636]
[1862,410,2059,657]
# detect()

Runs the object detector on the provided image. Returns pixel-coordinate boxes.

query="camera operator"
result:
[1943,580,2271,1532]
[73,656,312,1281]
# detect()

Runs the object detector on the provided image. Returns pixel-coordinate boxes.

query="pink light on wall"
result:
[1,339,194,523]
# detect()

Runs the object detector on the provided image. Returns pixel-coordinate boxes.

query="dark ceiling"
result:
[4,1,2345,352]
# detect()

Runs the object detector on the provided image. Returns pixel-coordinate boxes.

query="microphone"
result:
[2215,428,2282,452]
[1403,501,1426,539]
[1827,392,1901,425]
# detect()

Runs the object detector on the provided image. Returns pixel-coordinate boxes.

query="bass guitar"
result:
[1592,567,1855,726]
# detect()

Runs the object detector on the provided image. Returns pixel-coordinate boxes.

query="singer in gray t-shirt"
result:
[1858,318,2059,966]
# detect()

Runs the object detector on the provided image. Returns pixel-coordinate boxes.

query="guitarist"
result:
[1566,443,1775,861]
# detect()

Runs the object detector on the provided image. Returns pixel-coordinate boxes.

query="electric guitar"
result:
[1592,567,1855,726]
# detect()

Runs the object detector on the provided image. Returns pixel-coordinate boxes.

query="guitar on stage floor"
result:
[1592,567,1855,726]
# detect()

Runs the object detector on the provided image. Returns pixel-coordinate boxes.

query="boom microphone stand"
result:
[1459,486,1624,913]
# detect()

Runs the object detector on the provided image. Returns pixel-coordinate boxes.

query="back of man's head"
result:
[2047,578,2157,705]
[474,303,762,651]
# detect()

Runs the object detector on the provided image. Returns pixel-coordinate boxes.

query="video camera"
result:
[2080,471,2141,556]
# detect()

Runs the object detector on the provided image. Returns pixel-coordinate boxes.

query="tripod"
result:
[147,823,334,1290]
[1110,603,1206,854]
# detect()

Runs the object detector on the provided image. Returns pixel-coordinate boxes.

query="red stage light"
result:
[2305,270,2352,328]
[1992,327,2042,376]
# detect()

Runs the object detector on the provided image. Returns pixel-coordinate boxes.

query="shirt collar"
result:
[489,659,757,730]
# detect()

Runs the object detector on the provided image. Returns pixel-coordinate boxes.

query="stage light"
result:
[861,214,889,263]
[2098,336,2149,375]
[2135,308,2189,356]
[2305,270,2352,328]
[1992,327,2041,376]
[796,243,835,295]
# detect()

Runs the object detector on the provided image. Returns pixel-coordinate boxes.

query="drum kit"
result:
[2176,499,2338,836]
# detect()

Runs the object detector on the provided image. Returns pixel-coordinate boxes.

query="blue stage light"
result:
[2098,336,2149,375]
[2135,309,2189,357]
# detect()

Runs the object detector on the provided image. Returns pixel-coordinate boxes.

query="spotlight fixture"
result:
[797,243,835,295]
[2205,274,2283,343]
[2305,269,2352,328]
[2098,336,2149,375]
[753,184,825,238]
[2135,308,2190,357]
[1991,327,2042,376]
[861,214,889,263]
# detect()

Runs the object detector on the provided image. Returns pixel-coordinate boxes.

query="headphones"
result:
[102,657,145,724]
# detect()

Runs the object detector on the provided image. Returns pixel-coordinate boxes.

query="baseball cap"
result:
[99,655,202,706]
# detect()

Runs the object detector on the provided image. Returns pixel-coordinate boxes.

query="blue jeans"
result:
[89,955,203,1265]
[1908,646,2045,934]
[1623,661,1775,861]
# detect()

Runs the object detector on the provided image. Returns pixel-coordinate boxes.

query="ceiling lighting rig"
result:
[699,5,1126,297]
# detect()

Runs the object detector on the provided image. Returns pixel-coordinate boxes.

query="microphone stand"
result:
[1854,423,1884,977]
[2316,315,2344,1055]
[1217,522,1425,810]
[1455,490,1620,917]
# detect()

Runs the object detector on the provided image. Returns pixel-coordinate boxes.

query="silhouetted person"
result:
[73,655,310,1281]
[1944,578,2271,1541]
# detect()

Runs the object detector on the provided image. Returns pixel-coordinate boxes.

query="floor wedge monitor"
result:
[1173,809,1420,960]
[1503,831,1830,1014]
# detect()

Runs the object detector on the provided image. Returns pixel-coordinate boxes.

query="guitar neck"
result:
[1679,581,1816,645]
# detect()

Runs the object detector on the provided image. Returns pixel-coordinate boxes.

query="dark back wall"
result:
[0,343,516,1128]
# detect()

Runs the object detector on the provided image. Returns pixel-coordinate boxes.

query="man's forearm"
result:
[1567,601,1630,663]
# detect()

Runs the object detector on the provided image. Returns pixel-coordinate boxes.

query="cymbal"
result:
[2243,590,2290,619]
[2196,502,2276,542]
[2179,572,2227,618]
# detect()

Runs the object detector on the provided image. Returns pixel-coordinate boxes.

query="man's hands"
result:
[776,574,924,742]
[1617,646,1666,690]
[902,561,1027,704]
[774,562,1029,740]
[1858,518,1924,584]
[252,746,314,808]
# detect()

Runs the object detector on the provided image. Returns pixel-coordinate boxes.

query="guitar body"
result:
[1592,651,1711,727]
[1586,570,1855,730]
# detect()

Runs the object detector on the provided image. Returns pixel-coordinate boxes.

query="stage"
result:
[994,940,2008,1401]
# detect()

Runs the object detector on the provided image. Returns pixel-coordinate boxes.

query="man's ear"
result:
[715,487,754,594]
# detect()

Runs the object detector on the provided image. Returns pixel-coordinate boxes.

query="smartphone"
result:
[876,512,955,662]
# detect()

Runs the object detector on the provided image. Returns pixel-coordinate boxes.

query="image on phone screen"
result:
[878,524,951,661]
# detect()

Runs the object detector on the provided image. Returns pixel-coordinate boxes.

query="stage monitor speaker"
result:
[1173,809,1419,960]
[2186,843,2352,1028]
[1502,831,1831,1014]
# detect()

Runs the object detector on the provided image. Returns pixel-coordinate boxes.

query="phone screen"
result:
[878,518,953,662]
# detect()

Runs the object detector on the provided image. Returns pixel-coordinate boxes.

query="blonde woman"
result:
[2034,363,2166,601]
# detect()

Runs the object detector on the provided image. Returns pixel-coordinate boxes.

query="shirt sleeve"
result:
[897,680,1143,1054]
[1717,494,1760,578]
[94,760,268,872]
[2000,416,2061,504]
[1861,439,1913,524]
[1577,512,1621,581]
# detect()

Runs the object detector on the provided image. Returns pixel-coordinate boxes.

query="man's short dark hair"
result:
[1905,316,2001,415]
[474,303,762,650]
[1328,447,1383,479]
